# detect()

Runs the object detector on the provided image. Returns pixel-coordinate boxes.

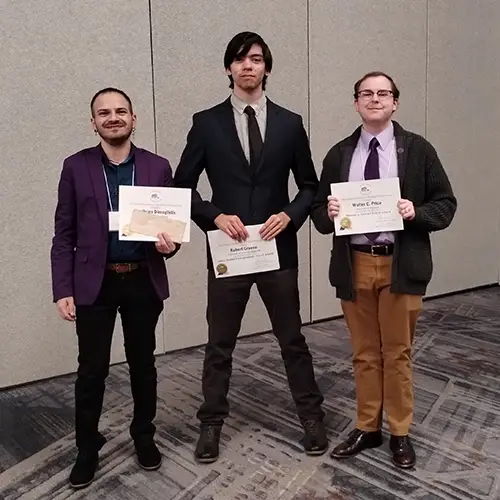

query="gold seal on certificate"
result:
[340,216,352,230]
[330,178,404,236]
[216,263,228,275]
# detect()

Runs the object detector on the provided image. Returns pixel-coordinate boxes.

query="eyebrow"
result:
[96,107,129,113]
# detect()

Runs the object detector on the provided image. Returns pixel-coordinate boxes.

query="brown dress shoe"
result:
[390,435,416,468]
[330,428,383,458]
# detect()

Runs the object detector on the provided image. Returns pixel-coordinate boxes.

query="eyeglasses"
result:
[356,90,394,100]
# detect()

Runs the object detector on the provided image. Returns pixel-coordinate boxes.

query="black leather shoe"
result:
[69,451,98,489]
[194,425,221,463]
[136,442,162,470]
[302,420,328,456]
[330,428,383,458]
[390,435,416,468]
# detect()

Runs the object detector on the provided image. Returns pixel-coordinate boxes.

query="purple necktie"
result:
[364,137,380,242]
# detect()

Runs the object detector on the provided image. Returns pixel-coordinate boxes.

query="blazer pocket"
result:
[405,249,433,283]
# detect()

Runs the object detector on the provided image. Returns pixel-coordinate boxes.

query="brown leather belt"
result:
[352,244,394,256]
[106,261,147,273]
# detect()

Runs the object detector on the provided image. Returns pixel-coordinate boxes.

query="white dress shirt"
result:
[230,92,267,163]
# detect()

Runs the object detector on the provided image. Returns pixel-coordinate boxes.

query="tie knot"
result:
[369,137,380,151]
[244,105,256,117]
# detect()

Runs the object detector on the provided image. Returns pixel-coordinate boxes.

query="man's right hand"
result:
[56,296,76,321]
[327,195,340,221]
[214,214,248,241]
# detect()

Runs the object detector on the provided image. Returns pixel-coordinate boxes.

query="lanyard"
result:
[102,163,135,211]
[360,139,395,180]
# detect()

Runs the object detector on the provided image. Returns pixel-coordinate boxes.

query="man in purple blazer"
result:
[50,87,178,489]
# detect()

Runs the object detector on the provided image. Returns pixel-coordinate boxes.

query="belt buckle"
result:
[371,245,385,256]
[115,263,132,273]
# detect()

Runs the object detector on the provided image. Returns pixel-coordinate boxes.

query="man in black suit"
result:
[174,31,327,463]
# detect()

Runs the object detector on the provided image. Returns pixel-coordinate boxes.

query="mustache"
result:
[103,120,126,128]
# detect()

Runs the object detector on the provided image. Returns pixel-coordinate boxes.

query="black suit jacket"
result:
[174,97,319,270]
[311,121,457,300]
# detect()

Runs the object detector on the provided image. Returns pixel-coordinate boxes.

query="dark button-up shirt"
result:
[101,145,146,262]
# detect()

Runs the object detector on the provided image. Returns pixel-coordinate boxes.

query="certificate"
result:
[118,186,191,243]
[207,224,280,278]
[330,178,403,236]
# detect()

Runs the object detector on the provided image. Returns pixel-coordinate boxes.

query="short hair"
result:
[224,32,273,90]
[90,87,133,116]
[354,71,400,100]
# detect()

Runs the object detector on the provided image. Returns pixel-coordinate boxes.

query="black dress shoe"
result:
[69,451,99,489]
[330,428,383,459]
[136,442,162,470]
[390,435,416,468]
[194,425,221,463]
[302,420,328,456]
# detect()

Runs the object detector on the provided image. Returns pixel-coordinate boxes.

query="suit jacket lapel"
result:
[134,147,150,186]
[339,128,361,182]
[393,121,409,190]
[217,98,252,175]
[86,146,108,227]
[255,98,278,174]
[340,144,354,182]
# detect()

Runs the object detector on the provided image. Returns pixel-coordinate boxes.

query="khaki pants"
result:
[341,251,422,436]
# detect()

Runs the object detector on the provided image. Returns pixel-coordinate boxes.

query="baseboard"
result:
[2,283,498,392]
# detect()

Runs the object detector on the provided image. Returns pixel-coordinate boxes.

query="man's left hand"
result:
[259,212,291,240]
[398,199,415,220]
[155,232,176,254]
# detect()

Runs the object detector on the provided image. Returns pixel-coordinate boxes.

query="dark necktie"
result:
[244,105,263,171]
[364,137,380,242]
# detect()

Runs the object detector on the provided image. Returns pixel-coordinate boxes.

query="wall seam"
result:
[306,0,313,323]
[148,0,158,153]
[425,0,430,138]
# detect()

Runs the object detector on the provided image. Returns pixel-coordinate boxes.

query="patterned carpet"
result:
[1,287,500,499]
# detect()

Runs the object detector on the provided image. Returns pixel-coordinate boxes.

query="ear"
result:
[225,67,232,76]
[90,117,97,133]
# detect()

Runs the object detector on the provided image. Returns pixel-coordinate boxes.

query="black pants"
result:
[197,268,325,425]
[74,268,163,453]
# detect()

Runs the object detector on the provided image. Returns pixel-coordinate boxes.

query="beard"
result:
[99,125,133,146]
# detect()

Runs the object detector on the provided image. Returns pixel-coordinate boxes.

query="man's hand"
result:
[327,195,340,221]
[214,214,248,241]
[155,232,177,254]
[259,212,291,241]
[398,199,415,220]
[57,296,75,321]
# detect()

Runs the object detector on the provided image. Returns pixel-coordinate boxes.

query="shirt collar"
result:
[99,143,136,167]
[230,92,267,116]
[360,121,394,151]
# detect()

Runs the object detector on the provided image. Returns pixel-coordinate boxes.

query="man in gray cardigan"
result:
[311,71,456,469]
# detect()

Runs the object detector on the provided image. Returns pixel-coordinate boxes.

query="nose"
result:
[108,111,120,121]
[242,57,252,69]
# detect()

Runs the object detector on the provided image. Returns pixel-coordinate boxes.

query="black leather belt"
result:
[352,244,394,256]
[106,261,147,273]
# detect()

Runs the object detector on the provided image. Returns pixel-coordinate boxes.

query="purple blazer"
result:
[50,144,176,306]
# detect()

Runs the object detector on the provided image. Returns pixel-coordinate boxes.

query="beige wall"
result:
[1,0,499,388]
